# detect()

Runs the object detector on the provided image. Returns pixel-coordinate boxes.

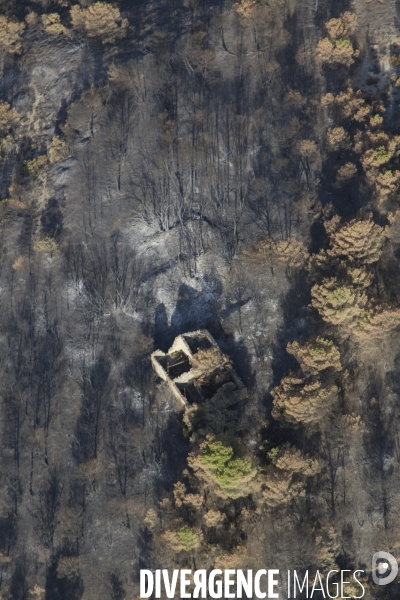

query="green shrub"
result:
[176,526,199,551]
[373,146,391,164]
[198,438,257,499]
[335,38,351,50]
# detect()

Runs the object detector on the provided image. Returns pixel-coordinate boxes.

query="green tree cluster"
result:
[189,437,257,499]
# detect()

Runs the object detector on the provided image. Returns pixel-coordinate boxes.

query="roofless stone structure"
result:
[151,330,247,408]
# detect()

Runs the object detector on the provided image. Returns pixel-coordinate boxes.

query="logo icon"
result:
[372,551,398,585]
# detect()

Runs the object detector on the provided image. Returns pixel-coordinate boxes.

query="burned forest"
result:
[0,0,400,598]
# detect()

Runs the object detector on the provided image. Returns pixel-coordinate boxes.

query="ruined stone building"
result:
[151,330,247,408]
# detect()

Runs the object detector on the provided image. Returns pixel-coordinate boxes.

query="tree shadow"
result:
[217,331,256,391]
[158,412,191,490]
[45,550,84,600]
[40,198,63,241]
[136,527,153,573]
[9,554,29,600]
[153,269,224,351]
[154,302,169,351]
[153,270,256,392]
[0,511,16,556]
[54,99,69,136]
[17,212,34,254]
[267,270,314,407]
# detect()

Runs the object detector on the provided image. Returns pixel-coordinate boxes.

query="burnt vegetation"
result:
[0,0,400,599]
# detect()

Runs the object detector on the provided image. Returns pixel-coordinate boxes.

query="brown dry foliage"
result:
[325,12,357,39]
[354,307,400,347]
[346,267,373,290]
[0,552,11,565]
[48,135,69,163]
[214,548,248,570]
[0,101,19,135]
[263,468,305,508]
[242,236,308,271]
[191,347,232,387]
[0,16,25,54]
[307,249,336,281]
[143,508,158,530]
[386,210,400,242]
[160,529,186,552]
[327,88,371,122]
[173,482,202,509]
[365,130,391,148]
[361,146,394,170]
[375,169,400,200]
[321,92,335,107]
[328,216,385,264]
[316,37,334,63]
[314,527,341,573]
[310,277,367,327]
[337,414,365,441]
[184,493,203,509]
[271,375,338,426]
[335,162,357,186]
[391,54,400,67]
[28,586,45,600]
[284,89,306,110]
[316,38,358,68]
[326,127,351,151]
[287,338,341,375]
[235,0,259,17]
[173,481,187,507]
[263,448,319,509]
[70,2,128,44]
[42,14,69,35]
[274,238,309,270]
[204,509,224,527]
[56,556,79,579]
[324,212,341,235]
[316,13,358,67]
[274,446,320,476]
[297,139,318,158]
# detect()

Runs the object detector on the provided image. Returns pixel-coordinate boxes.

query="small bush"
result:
[49,135,69,163]
[56,556,79,579]
[42,14,69,35]
[176,526,199,551]
[22,155,47,178]
[373,146,391,164]
[162,526,200,552]
[34,237,58,257]
[335,162,357,186]
[204,510,224,527]
[391,54,400,67]
[370,114,383,127]
[0,101,19,135]
[28,585,45,600]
